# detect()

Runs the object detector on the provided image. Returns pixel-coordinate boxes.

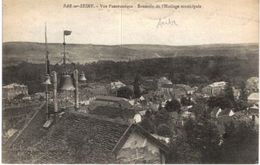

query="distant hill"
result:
[3,42,258,66]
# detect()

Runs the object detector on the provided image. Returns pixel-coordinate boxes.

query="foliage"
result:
[235,100,249,112]
[116,86,133,99]
[184,116,221,163]
[207,96,233,109]
[157,124,172,137]
[154,109,170,126]
[239,80,248,101]
[133,74,141,98]
[181,96,193,106]
[3,55,258,94]
[167,136,202,164]
[224,81,235,104]
[165,99,181,113]
[169,101,258,164]
[140,117,156,134]
[189,103,210,119]
[218,122,258,163]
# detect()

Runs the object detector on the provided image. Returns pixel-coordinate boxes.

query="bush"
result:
[116,86,133,99]
[157,124,171,137]
[207,96,233,109]
[165,99,181,113]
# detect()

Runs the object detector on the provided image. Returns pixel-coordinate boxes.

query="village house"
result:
[201,81,227,97]
[3,83,28,101]
[110,81,126,94]
[231,108,259,131]
[248,105,259,129]
[90,95,132,109]
[247,92,259,106]
[81,83,109,98]
[246,77,259,94]
[4,107,169,164]
[158,83,194,100]
[158,77,172,89]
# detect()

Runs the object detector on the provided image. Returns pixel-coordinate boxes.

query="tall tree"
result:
[224,81,235,107]
[165,98,181,113]
[133,74,141,98]
[239,81,248,101]
[116,86,133,99]
[219,122,258,163]
[184,113,221,163]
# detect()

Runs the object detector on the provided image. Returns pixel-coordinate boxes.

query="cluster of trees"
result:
[167,103,258,164]
[207,80,249,111]
[140,93,258,164]
[3,55,258,94]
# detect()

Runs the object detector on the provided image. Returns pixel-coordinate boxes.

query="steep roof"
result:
[246,77,259,86]
[248,93,259,101]
[5,107,168,163]
[112,124,169,155]
[5,110,128,163]
[3,83,27,89]
[209,81,226,87]
[158,77,172,85]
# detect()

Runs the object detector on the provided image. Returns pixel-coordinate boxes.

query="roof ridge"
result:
[68,111,129,126]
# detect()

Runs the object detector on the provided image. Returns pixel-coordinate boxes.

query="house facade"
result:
[202,81,227,97]
[115,132,166,163]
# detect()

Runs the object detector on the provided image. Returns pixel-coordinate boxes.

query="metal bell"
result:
[42,74,51,85]
[79,72,87,82]
[60,74,75,91]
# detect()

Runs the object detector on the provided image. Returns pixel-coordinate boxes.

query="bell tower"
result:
[42,28,84,127]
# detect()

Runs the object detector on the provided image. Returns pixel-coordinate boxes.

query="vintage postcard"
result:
[2,0,259,163]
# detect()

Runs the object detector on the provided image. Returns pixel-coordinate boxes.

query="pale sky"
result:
[3,0,259,45]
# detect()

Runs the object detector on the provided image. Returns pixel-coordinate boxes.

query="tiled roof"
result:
[6,110,128,163]
[3,103,43,145]
[5,106,169,163]
[90,106,136,120]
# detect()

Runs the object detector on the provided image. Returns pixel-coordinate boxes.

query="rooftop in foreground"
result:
[4,104,169,164]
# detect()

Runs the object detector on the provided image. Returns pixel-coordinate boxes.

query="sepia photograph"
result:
[2,0,259,163]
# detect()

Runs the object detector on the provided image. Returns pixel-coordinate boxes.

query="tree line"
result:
[3,55,258,94]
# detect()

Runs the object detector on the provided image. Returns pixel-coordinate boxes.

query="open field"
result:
[3,42,258,67]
